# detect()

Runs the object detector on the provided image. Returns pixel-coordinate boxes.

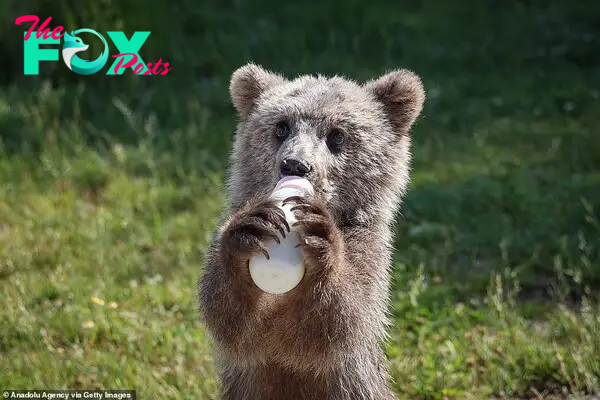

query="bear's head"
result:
[226,63,425,226]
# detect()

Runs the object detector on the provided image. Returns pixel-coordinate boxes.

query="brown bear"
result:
[199,63,425,399]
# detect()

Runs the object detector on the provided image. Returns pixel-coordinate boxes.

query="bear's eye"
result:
[326,129,345,152]
[275,121,291,140]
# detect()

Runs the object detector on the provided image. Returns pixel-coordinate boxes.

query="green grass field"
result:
[1,1,600,398]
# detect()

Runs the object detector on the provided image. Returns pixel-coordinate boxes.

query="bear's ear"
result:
[229,63,287,119]
[363,69,425,135]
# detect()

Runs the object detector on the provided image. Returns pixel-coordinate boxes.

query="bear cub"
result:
[199,63,425,400]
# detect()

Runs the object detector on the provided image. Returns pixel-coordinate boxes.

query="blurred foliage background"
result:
[1,0,600,399]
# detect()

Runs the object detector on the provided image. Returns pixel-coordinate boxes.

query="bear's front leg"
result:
[199,197,291,362]
[260,195,374,373]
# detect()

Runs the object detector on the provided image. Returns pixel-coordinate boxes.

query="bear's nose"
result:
[280,159,312,177]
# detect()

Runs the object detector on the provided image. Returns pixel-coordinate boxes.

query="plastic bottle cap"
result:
[274,176,314,195]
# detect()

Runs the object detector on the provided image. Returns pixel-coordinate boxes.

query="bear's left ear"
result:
[363,69,425,135]
[229,63,288,120]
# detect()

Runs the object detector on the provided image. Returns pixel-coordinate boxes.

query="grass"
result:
[1,0,600,398]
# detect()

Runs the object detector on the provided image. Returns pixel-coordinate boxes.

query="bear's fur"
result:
[199,63,425,399]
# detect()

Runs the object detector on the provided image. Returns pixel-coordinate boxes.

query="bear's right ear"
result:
[229,63,287,120]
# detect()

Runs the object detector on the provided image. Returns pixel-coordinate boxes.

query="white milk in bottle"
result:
[248,176,314,294]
